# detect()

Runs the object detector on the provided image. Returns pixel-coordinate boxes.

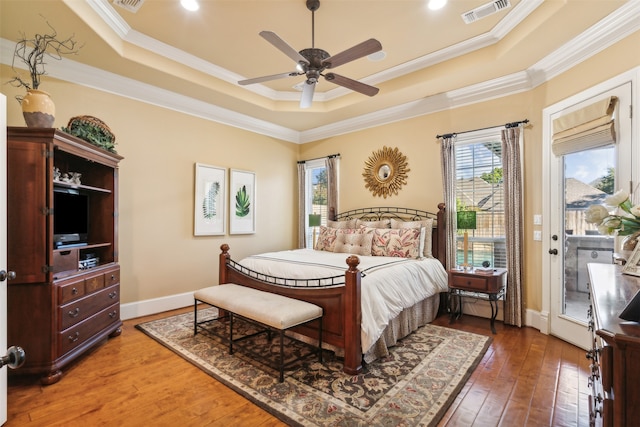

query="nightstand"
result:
[448,268,507,334]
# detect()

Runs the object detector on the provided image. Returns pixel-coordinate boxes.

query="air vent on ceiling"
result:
[461,0,511,24]
[112,0,145,13]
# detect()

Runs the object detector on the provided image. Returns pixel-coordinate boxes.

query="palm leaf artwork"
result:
[202,181,220,220]
[235,185,251,217]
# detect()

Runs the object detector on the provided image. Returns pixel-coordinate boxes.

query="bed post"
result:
[343,255,362,375]
[219,244,230,284]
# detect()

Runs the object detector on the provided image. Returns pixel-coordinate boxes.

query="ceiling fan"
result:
[238,0,383,108]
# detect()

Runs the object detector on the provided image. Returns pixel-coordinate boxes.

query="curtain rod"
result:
[297,153,340,164]
[435,119,529,139]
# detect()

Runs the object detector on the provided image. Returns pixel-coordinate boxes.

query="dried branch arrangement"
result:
[8,19,82,93]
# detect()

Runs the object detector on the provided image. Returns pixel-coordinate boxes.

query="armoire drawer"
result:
[57,267,119,305]
[58,284,120,330]
[58,303,120,356]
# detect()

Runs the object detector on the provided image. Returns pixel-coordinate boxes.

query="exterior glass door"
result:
[562,147,615,322]
[546,80,632,349]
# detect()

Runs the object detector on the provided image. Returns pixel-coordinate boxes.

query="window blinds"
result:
[552,96,617,156]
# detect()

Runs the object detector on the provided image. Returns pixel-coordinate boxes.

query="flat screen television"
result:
[54,187,89,248]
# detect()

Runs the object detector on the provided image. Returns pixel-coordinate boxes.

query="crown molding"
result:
[528,0,640,87]
[0,38,301,143]
[2,1,639,144]
[86,0,541,103]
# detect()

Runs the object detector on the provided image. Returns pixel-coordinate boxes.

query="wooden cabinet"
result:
[587,263,640,426]
[6,127,123,384]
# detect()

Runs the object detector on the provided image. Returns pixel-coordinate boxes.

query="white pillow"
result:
[327,219,357,229]
[355,218,391,229]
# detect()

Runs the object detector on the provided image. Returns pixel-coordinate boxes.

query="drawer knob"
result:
[68,332,80,343]
[68,307,80,318]
[109,291,118,299]
[72,287,79,295]
[109,310,117,318]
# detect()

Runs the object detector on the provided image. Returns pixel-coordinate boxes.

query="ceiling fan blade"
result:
[324,73,379,97]
[238,72,299,85]
[259,31,310,67]
[322,39,382,69]
[300,80,316,108]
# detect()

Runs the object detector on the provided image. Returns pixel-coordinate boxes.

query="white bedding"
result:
[238,249,448,354]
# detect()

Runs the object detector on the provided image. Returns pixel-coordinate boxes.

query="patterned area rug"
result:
[136,309,490,426]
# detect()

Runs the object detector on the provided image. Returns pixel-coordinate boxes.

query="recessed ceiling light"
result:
[428,0,447,11]
[180,0,199,11]
[368,51,386,61]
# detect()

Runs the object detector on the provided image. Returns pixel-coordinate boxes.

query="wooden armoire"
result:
[6,127,123,384]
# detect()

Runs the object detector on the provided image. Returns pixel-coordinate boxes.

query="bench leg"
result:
[193,299,198,336]
[318,317,323,363]
[229,313,234,355]
[279,329,285,382]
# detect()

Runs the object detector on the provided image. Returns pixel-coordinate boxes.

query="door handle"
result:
[1,346,25,369]
[549,249,558,255]
[0,270,16,282]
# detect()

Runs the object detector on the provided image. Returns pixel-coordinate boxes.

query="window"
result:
[304,159,327,248]
[455,131,506,268]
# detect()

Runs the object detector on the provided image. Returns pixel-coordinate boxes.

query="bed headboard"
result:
[330,204,447,267]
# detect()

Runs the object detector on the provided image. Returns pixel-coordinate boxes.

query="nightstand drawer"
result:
[450,274,491,291]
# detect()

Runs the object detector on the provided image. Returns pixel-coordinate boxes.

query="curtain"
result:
[440,136,457,271]
[552,96,617,156]
[502,126,525,327]
[297,162,306,249]
[326,156,338,221]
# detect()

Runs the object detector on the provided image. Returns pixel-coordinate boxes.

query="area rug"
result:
[136,309,490,426]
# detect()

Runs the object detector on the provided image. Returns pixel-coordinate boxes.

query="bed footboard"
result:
[219,244,363,374]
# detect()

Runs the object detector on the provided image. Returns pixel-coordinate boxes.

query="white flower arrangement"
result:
[585,189,640,236]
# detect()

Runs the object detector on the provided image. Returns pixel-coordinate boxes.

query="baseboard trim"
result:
[456,297,546,332]
[122,291,548,336]
[121,291,194,320]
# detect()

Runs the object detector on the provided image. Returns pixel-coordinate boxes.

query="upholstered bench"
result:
[193,283,323,382]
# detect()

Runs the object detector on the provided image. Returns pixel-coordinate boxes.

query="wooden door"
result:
[7,137,49,285]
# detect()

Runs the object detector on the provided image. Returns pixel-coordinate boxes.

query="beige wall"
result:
[300,30,640,314]
[1,69,299,304]
[2,28,638,314]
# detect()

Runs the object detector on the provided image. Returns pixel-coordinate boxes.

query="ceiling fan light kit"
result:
[238,0,382,108]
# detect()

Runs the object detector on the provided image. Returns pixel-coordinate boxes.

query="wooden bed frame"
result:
[219,203,447,375]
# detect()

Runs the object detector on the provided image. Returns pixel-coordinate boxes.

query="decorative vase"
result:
[21,89,55,128]
[622,231,640,251]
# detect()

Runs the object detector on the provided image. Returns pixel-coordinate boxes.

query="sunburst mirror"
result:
[362,146,410,198]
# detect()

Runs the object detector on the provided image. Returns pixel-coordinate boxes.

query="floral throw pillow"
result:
[390,218,434,258]
[370,227,422,258]
[315,227,362,252]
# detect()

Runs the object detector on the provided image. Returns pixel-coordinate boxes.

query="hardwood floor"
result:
[5,309,590,426]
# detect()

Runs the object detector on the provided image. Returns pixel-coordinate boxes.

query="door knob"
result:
[0,270,16,282]
[549,249,558,255]
[1,346,25,369]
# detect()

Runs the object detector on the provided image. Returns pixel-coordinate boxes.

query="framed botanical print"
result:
[230,169,256,234]
[194,163,226,236]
